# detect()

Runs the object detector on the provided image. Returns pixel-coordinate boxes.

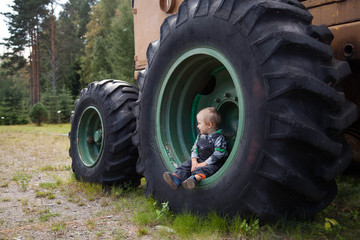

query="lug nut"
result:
[87,136,95,144]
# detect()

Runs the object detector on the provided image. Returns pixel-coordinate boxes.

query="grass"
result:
[0,123,71,135]
[85,219,96,230]
[39,181,61,190]
[38,209,60,222]
[51,222,66,232]
[36,191,56,199]
[12,171,32,191]
[40,164,71,171]
[1,124,359,239]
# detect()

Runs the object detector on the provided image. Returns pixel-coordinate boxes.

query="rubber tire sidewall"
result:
[139,16,263,216]
[70,95,111,182]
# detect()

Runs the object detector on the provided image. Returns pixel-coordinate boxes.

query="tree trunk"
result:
[51,4,56,93]
[36,25,40,103]
[30,29,37,106]
[30,29,34,106]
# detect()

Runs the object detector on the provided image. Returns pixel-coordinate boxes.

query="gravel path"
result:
[0,130,155,240]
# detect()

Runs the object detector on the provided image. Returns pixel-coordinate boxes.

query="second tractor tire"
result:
[69,80,141,186]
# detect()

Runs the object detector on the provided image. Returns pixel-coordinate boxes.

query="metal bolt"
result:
[87,136,95,144]
[234,97,238,101]
[224,93,230,98]
[215,98,220,103]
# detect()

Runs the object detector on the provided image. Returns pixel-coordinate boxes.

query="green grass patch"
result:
[12,171,31,191]
[51,222,66,232]
[0,124,71,135]
[130,173,360,240]
[85,219,96,230]
[38,209,60,222]
[169,212,259,239]
[40,164,71,172]
[133,199,172,227]
[39,178,63,190]
[36,191,55,199]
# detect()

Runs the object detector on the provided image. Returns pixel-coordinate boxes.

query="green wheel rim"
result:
[156,47,245,186]
[77,106,104,167]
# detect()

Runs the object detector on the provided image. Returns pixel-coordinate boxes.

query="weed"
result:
[137,227,148,236]
[85,219,96,230]
[0,198,10,202]
[324,217,339,232]
[110,186,124,199]
[350,209,359,221]
[22,207,36,215]
[64,178,103,202]
[134,199,172,226]
[95,231,106,238]
[51,222,66,232]
[40,164,71,172]
[82,182,103,200]
[113,202,125,214]
[39,180,61,190]
[21,199,29,206]
[39,209,60,222]
[36,191,55,199]
[230,216,259,239]
[171,212,203,236]
[155,201,170,220]
[113,230,127,240]
[134,207,157,226]
[12,171,31,191]
[204,211,228,235]
[100,198,109,207]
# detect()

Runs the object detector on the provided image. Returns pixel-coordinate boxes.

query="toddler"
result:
[163,107,228,190]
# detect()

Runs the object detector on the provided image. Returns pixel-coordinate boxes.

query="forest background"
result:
[0,0,134,125]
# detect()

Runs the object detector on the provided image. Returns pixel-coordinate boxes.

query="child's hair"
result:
[200,107,221,129]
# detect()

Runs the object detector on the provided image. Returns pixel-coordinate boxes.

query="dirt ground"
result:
[0,128,155,240]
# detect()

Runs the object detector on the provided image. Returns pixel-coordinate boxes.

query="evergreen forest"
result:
[0,0,135,125]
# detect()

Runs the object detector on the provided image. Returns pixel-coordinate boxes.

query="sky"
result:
[0,0,13,54]
[0,0,67,55]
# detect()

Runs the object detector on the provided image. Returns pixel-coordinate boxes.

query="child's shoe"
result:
[163,172,180,190]
[182,175,197,190]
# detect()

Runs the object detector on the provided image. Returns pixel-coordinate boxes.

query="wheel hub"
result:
[77,106,104,167]
[155,47,245,186]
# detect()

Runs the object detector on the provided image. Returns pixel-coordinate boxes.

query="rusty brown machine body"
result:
[133,0,360,164]
[133,0,360,72]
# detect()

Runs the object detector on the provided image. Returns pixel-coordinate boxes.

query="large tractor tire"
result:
[69,80,141,186]
[133,0,357,220]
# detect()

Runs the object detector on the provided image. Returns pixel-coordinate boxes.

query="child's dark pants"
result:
[173,159,223,182]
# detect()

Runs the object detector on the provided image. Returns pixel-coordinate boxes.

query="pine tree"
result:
[2,0,50,105]
[81,0,135,85]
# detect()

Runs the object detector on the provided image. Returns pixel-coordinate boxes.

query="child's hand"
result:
[191,158,198,172]
[196,162,207,169]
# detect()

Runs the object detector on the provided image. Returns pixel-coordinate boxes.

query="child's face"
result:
[196,112,212,135]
